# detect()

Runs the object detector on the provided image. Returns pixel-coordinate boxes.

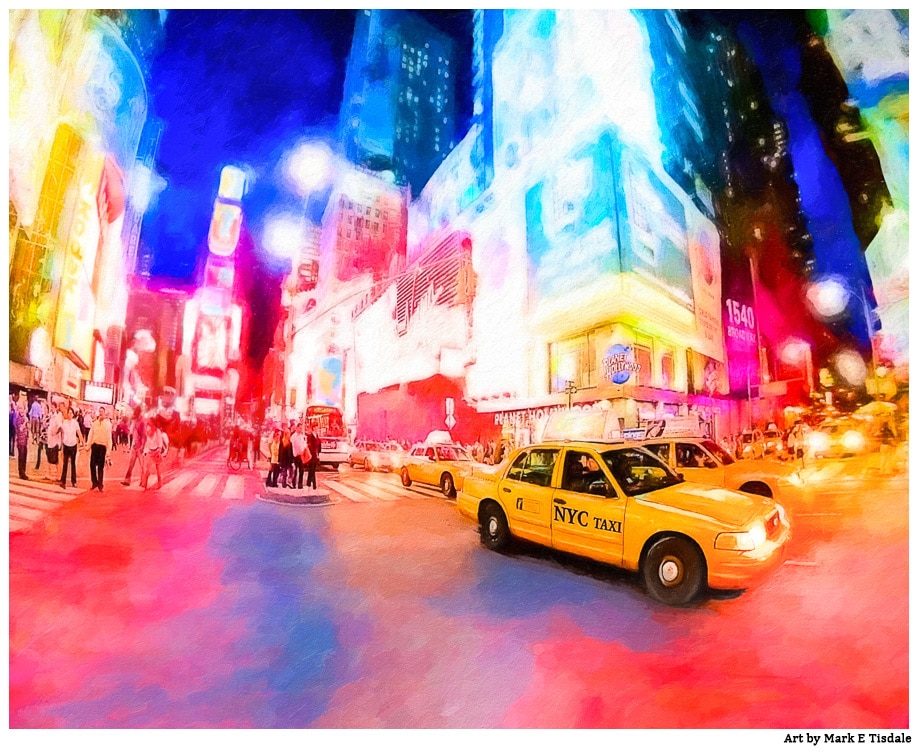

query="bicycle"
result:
[227,439,244,471]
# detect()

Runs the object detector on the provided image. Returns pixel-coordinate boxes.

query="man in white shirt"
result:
[87,408,114,491]
[141,420,168,491]
[45,404,63,480]
[59,407,84,488]
[290,423,307,489]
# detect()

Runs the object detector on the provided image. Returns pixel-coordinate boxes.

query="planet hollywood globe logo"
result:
[602,344,641,384]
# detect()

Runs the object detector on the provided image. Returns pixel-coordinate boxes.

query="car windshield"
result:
[437,445,469,461]
[741,432,755,442]
[702,440,735,465]
[600,447,684,495]
[764,431,780,439]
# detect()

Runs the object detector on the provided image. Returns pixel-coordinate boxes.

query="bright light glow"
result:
[129,162,167,214]
[27,326,52,370]
[841,430,866,452]
[263,213,308,258]
[834,348,868,385]
[218,165,247,201]
[779,337,810,365]
[805,277,851,319]
[284,142,334,197]
[808,431,831,454]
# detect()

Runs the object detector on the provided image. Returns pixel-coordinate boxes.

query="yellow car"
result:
[636,437,811,507]
[401,443,477,498]
[457,441,790,605]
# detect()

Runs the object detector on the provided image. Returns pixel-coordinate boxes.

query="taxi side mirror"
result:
[677,473,685,481]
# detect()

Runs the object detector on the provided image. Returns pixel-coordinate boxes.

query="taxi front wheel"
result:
[401,467,412,487]
[642,536,705,606]
[480,502,510,552]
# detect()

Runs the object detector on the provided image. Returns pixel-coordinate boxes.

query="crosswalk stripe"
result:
[10,518,30,532]
[8,494,60,512]
[159,470,196,494]
[222,476,244,499]
[341,477,404,501]
[9,505,44,522]
[323,479,374,503]
[9,479,80,498]
[193,475,219,496]
[8,484,78,502]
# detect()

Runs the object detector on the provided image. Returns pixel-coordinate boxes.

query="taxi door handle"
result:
[502,487,511,493]
[554,499,567,506]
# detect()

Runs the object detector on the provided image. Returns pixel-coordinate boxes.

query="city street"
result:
[9,448,908,728]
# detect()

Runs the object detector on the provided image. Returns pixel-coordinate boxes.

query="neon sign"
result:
[602,344,642,384]
[207,200,242,257]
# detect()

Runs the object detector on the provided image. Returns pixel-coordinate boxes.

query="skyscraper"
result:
[339,9,458,197]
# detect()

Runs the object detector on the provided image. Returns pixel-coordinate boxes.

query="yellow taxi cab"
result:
[635,437,811,508]
[401,442,477,498]
[457,441,790,605]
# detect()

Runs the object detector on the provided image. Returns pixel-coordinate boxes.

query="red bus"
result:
[303,405,351,465]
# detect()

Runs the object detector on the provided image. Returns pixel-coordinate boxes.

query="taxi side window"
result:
[426,448,436,460]
[646,442,670,464]
[676,443,716,469]
[506,452,529,482]
[562,451,616,497]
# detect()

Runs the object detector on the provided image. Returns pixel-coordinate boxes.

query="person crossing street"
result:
[141,420,168,491]
[87,408,114,491]
[121,408,146,487]
[305,425,321,490]
[291,422,307,489]
[59,407,84,488]
[13,405,30,480]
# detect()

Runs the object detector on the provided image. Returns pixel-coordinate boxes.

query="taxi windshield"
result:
[702,440,735,465]
[437,445,469,461]
[600,447,684,495]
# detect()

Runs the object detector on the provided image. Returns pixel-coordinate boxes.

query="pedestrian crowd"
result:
[263,419,321,492]
[10,393,223,492]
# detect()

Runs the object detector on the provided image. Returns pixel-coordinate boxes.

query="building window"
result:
[661,351,674,390]
[634,344,652,388]
[549,333,596,393]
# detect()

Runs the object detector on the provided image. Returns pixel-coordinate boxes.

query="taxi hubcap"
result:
[659,557,683,586]
[488,517,499,536]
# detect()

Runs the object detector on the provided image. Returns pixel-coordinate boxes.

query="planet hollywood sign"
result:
[602,344,642,384]
[492,402,602,427]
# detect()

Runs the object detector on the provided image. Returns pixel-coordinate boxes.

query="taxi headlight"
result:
[715,522,767,552]
[808,432,830,453]
[776,441,783,451]
[775,503,788,526]
[841,431,865,452]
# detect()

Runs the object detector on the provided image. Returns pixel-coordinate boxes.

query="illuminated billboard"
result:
[207,200,242,257]
[54,152,104,368]
[317,355,343,407]
[194,314,229,374]
[618,148,693,307]
[525,131,621,300]
[218,165,247,202]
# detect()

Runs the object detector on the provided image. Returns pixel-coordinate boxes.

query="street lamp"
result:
[564,379,579,410]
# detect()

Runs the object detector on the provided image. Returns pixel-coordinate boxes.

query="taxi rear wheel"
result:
[480,502,510,552]
[441,473,456,498]
[642,536,705,606]
[401,467,412,487]
[739,481,772,498]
